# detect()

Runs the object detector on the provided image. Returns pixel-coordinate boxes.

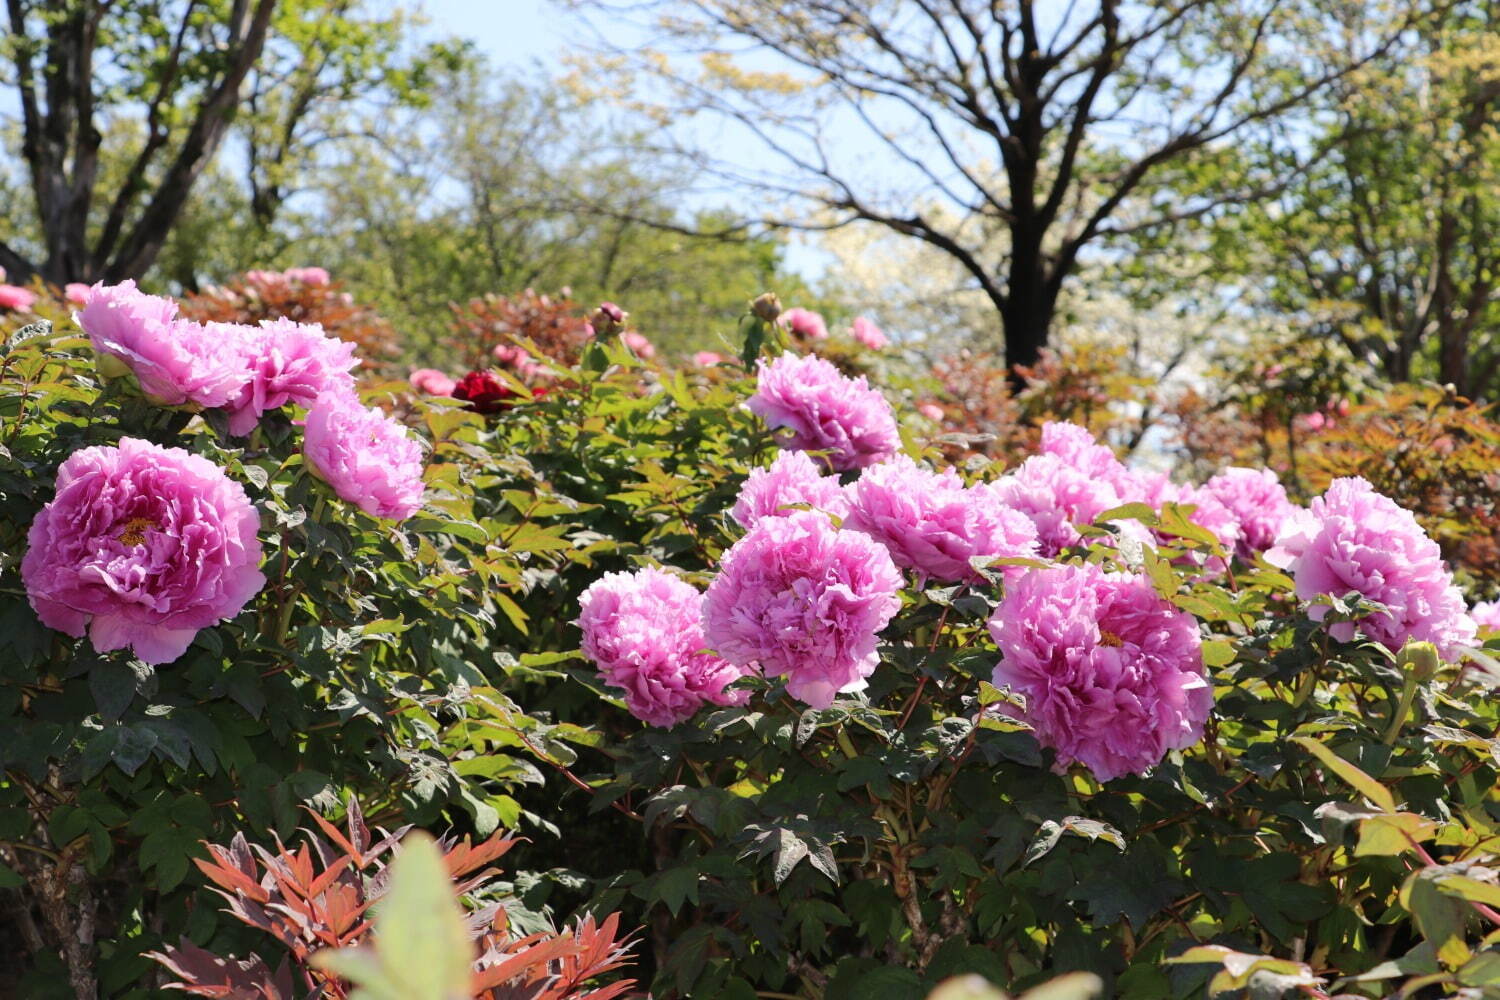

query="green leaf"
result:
[1290,736,1396,812]
[313,832,473,1000]
[1354,811,1439,857]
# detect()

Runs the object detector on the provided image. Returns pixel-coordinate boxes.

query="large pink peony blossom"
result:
[577,568,749,726]
[850,316,889,350]
[988,562,1211,781]
[731,449,851,529]
[779,307,829,341]
[845,455,1039,583]
[1267,477,1476,659]
[78,281,251,408]
[1038,422,1135,496]
[1201,467,1299,559]
[990,455,1123,557]
[21,438,266,664]
[704,510,903,708]
[302,391,425,521]
[222,319,358,435]
[746,353,900,471]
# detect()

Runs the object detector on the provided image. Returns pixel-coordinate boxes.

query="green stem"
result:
[1383,673,1419,745]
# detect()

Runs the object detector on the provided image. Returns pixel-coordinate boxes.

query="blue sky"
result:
[417,0,566,68]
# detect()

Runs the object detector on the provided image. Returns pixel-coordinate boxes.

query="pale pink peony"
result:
[492,343,539,378]
[694,351,726,367]
[222,319,358,435]
[409,368,457,396]
[746,353,900,472]
[991,455,1123,557]
[1267,477,1476,659]
[0,284,38,311]
[1039,422,1136,498]
[302,391,425,521]
[704,510,903,708]
[63,282,91,305]
[577,568,749,726]
[284,266,331,286]
[1201,467,1299,559]
[845,455,1039,583]
[918,403,945,422]
[21,438,266,664]
[622,331,655,359]
[779,307,829,341]
[731,450,851,529]
[78,281,252,408]
[850,316,889,350]
[988,562,1211,781]
[1472,600,1500,633]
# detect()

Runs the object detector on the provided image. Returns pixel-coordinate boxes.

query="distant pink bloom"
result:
[243,269,282,288]
[779,307,829,341]
[577,568,749,727]
[409,368,457,396]
[704,510,902,708]
[694,351,726,367]
[284,266,330,286]
[622,331,655,359]
[1472,600,1500,632]
[991,455,1123,557]
[22,438,265,664]
[1267,477,1475,659]
[850,316,889,350]
[1297,411,1329,432]
[492,343,539,378]
[63,283,91,305]
[1202,467,1299,559]
[222,319,358,435]
[303,391,425,521]
[845,455,1039,583]
[731,450,850,530]
[747,353,900,471]
[78,281,251,408]
[0,285,37,311]
[989,562,1210,781]
[1039,422,1136,498]
[918,403,945,422]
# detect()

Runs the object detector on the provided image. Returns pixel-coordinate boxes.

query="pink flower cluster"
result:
[747,353,900,471]
[21,438,266,664]
[988,563,1211,781]
[1268,477,1475,659]
[844,455,1038,583]
[577,568,748,726]
[704,511,903,709]
[77,281,424,521]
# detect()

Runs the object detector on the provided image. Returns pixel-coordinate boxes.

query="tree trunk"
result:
[1000,239,1058,387]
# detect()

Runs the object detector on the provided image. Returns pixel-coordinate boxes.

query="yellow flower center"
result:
[1099,629,1124,648]
[118,517,157,546]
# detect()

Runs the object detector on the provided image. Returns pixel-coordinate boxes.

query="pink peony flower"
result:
[63,282,91,305]
[731,450,851,529]
[21,438,266,664]
[1201,467,1299,559]
[1039,422,1136,498]
[704,510,903,708]
[78,281,251,408]
[577,568,749,726]
[988,562,1211,781]
[918,403,945,422]
[284,266,331,286]
[222,319,358,435]
[746,353,900,472]
[302,391,425,521]
[1266,477,1476,659]
[991,455,1123,557]
[845,455,1039,583]
[492,343,539,378]
[622,331,655,359]
[1472,600,1500,632]
[1142,476,1243,569]
[850,316,889,350]
[779,307,829,341]
[409,368,457,396]
[694,351,726,367]
[0,284,38,311]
